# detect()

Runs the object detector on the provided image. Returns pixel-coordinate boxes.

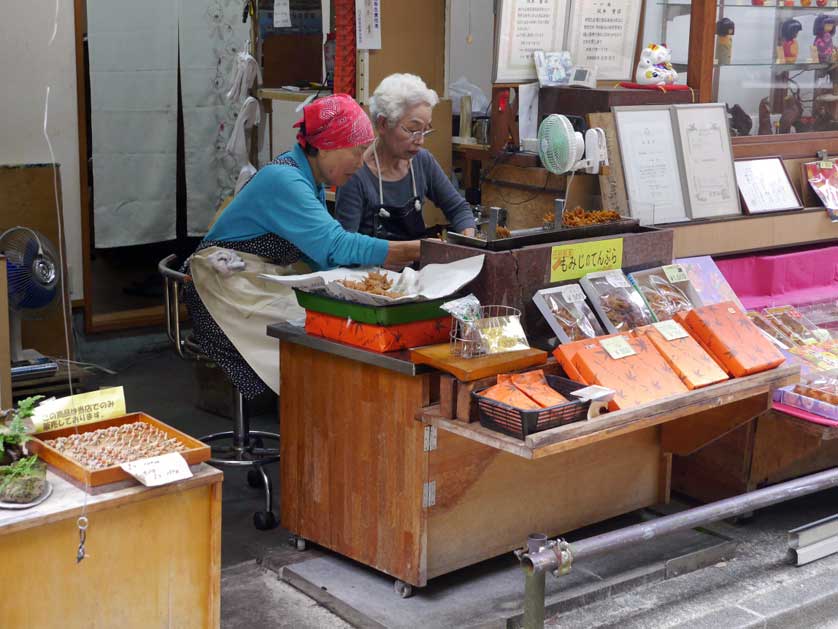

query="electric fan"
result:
[0,226,62,367]
[536,114,608,227]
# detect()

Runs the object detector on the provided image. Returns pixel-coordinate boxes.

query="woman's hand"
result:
[460,228,476,237]
[384,240,421,268]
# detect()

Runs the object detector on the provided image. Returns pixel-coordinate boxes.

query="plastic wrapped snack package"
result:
[747,311,795,349]
[474,316,530,354]
[533,284,605,343]
[581,270,655,333]
[763,306,830,346]
[629,267,699,322]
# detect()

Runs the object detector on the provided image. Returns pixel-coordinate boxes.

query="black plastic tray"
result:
[447,219,643,251]
[472,374,591,439]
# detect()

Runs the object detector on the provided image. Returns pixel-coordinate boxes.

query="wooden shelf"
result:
[669,208,838,257]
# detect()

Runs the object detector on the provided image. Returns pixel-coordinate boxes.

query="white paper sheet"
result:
[274,0,292,28]
[88,0,178,247]
[355,0,382,50]
[518,82,540,143]
[259,255,485,305]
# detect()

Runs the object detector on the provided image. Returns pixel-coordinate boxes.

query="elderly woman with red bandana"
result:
[183,94,419,399]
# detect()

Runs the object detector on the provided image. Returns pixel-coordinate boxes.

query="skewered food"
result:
[338,271,405,297]
[43,422,187,470]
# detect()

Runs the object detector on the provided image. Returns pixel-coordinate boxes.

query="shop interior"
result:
[4,0,838,627]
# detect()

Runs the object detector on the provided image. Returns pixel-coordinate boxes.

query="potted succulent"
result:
[0,396,46,504]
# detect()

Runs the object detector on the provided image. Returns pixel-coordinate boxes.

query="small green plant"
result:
[0,456,40,493]
[0,396,43,461]
[0,397,47,503]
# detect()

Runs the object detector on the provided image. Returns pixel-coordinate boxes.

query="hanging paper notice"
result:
[121,452,193,487]
[273,0,291,28]
[550,238,623,282]
[356,0,382,50]
[32,387,127,433]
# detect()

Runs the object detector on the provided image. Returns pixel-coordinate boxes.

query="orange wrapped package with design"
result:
[684,302,785,377]
[635,324,729,390]
[572,336,688,410]
[553,335,619,383]
[674,310,731,376]
[497,370,568,407]
[481,382,541,410]
[304,312,450,353]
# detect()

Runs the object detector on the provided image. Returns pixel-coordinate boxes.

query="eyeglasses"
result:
[401,125,436,142]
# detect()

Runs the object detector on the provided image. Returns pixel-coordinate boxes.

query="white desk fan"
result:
[535,114,608,228]
[0,226,62,366]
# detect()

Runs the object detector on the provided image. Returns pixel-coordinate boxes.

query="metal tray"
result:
[447,219,643,251]
[294,289,448,326]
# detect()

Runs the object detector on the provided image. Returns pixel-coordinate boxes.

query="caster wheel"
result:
[394,580,414,598]
[296,537,308,551]
[247,469,264,489]
[253,511,278,530]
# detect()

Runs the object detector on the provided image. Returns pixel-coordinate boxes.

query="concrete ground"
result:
[72,325,838,629]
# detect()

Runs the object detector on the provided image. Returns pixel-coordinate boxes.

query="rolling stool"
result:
[159,254,280,530]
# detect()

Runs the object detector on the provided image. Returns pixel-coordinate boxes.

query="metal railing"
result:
[516,466,838,629]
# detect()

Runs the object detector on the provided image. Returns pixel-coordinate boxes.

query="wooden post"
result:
[688,0,717,102]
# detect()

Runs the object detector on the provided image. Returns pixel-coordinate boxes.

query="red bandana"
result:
[293,93,374,150]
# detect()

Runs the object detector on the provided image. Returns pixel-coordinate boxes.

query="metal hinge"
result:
[423,426,438,452]
[423,481,436,508]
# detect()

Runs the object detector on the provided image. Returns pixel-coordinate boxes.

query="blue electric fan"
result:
[0,226,61,365]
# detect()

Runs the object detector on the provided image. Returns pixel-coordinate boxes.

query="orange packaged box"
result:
[553,335,619,383]
[685,302,786,377]
[305,311,450,353]
[674,310,731,375]
[496,369,569,407]
[572,335,688,410]
[635,322,729,390]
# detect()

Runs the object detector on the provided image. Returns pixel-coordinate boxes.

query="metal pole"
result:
[523,567,546,629]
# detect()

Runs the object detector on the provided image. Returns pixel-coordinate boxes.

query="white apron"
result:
[189,246,310,394]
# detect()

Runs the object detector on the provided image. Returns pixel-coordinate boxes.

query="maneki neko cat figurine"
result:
[635,43,678,86]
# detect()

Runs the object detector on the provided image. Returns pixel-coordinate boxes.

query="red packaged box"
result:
[684,302,786,377]
[305,312,450,353]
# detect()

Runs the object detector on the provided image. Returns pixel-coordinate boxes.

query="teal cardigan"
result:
[205,144,388,270]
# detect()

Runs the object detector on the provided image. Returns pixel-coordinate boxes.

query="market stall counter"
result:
[0,464,222,627]
[268,322,797,592]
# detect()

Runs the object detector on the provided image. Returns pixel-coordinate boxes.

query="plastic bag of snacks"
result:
[628,266,699,321]
[533,284,605,343]
[581,270,655,333]
[747,311,795,349]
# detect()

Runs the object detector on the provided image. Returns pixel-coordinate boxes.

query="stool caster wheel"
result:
[253,511,278,530]
[394,580,414,598]
[247,469,264,488]
[288,535,308,551]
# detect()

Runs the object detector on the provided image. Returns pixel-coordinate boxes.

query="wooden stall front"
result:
[0,464,222,627]
[269,323,796,589]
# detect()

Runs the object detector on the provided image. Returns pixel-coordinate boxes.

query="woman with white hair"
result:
[336,73,476,241]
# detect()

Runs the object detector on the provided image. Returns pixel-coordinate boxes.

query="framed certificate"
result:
[612,105,689,225]
[734,157,803,214]
[565,0,642,81]
[671,104,742,220]
[494,0,569,83]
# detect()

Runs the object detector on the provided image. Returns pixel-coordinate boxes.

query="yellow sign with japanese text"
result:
[549,238,624,283]
[32,387,127,433]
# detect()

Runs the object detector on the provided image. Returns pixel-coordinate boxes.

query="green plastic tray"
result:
[294,289,449,326]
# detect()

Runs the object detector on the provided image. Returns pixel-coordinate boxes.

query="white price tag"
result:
[653,320,690,341]
[121,453,192,487]
[662,264,689,284]
[605,271,629,289]
[600,336,636,360]
[273,0,291,28]
[560,285,586,303]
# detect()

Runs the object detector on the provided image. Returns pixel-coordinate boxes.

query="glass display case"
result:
[646,1,838,136]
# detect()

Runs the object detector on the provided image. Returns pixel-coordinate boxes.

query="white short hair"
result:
[369,73,439,127]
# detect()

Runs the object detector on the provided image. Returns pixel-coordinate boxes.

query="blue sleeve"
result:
[251,166,388,269]
[335,174,365,233]
[422,152,476,232]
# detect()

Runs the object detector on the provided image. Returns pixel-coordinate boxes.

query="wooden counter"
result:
[269,322,797,589]
[0,464,223,628]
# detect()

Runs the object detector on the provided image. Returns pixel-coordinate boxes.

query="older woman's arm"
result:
[420,151,476,235]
